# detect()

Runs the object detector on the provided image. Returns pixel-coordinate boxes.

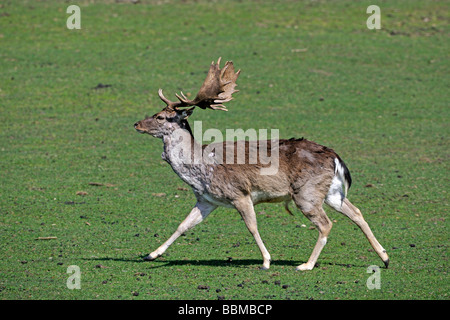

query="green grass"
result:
[0,0,448,300]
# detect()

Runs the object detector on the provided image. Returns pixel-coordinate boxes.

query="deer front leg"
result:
[233,196,271,270]
[144,201,217,261]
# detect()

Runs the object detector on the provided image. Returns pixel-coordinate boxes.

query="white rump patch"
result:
[325,158,347,211]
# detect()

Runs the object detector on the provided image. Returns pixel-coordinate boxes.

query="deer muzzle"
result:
[134,121,145,134]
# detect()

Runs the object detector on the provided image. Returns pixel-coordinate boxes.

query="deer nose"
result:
[134,122,139,128]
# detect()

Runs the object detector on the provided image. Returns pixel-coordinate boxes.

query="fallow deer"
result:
[134,58,389,271]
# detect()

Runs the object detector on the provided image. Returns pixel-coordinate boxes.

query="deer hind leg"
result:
[297,208,332,271]
[291,189,332,271]
[144,201,217,261]
[233,196,271,270]
[329,198,389,268]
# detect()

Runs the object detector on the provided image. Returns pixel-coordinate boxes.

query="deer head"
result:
[134,58,240,139]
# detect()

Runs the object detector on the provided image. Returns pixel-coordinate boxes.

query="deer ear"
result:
[177,107,195,119]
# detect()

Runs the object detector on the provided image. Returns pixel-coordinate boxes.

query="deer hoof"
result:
[296,263,314,271]
[143,253,159,261]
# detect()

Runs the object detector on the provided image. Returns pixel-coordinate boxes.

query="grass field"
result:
[0,0,448,300]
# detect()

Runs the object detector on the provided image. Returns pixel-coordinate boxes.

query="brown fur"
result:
[200,138,336,204]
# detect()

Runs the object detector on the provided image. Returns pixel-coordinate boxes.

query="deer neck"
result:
[161,125,207,190]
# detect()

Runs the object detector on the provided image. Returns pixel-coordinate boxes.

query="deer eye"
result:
[156,115,165,122]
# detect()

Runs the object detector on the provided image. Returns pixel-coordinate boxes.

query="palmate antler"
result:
[158,57,240,112]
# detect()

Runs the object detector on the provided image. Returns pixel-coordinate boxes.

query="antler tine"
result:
[158,89,169,104]
[175,92,190,103]
[158,89,181,110]
[179,91,189,100]
[209,104,228,111]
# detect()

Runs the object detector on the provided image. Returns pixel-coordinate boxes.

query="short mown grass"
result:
[0,0,448,300]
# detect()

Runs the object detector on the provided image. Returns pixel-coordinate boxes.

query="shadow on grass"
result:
[82,255,370,269]
[143,259,300,269]
[82,256,296,268]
